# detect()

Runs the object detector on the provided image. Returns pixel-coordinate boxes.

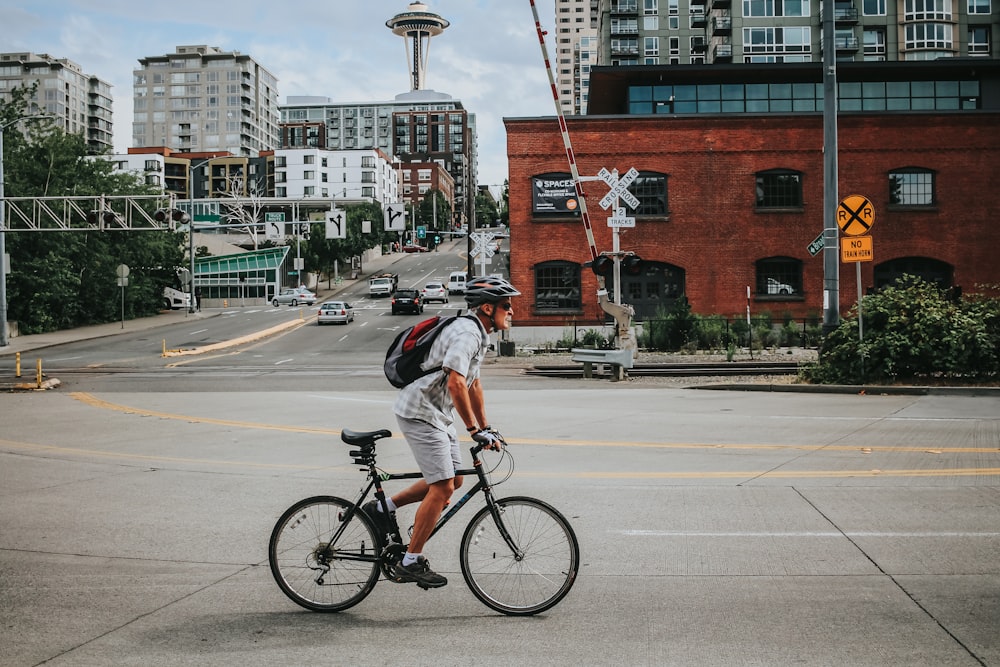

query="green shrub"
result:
[801,275,1000,384]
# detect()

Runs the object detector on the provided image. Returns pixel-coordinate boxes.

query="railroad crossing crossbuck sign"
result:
[598,167,640,211]
[837,194,876,236]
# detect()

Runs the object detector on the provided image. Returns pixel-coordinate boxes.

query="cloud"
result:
[5,0,561,185]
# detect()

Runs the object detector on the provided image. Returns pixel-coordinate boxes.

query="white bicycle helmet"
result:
[464,276,521,308]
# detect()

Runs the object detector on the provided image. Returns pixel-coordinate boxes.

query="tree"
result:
[2,89,186,334]
[475,190,500,228]
[416,189,450,231]
[219,174,265,249]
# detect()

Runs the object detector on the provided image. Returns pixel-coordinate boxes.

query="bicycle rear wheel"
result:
[269,495,381,612]
[460,496,579,615]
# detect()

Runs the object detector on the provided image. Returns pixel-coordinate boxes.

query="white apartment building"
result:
[0,52,113,153]
[273,148,399,205]
[132,45,280,156]
[554,0,600,114]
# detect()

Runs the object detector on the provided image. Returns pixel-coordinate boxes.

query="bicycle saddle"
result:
[341,428,393,447]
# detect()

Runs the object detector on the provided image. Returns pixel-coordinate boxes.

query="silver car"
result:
[317,301,354,325]
[272,288,316,307]
[421,282,449,304]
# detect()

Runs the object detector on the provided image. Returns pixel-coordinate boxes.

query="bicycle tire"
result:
[268,496,381,612]
[459,496,579,615]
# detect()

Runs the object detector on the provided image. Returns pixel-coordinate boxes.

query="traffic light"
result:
[622,254,644,276]
[86,210,118,225]
[86,210,100,225]
[591,255,614,277]
[154,208,190,225]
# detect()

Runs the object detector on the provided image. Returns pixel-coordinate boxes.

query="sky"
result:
[4,0,562,187]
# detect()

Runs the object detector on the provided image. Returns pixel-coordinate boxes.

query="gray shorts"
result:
[395,416,462,484]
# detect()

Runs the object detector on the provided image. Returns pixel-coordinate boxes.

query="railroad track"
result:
[523,361,801,379]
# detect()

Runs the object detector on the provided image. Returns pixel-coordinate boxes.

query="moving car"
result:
[391,288,424,315]
[317,301,354,325]
[447,271,467,295]
[421,282,448,304]
[272,287,317,307]
[402,243,428,253]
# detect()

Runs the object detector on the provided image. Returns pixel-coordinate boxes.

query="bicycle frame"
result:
[339,443,523,562]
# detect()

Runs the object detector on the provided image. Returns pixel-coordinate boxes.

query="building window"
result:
[756,169,803,208]
[904,0,951,19]
[756,257,802,297]
[744,0,810,17]
[889,168,935,206]
[629,172,669,216]
[864,0,887,13]
[968,0,990,12]
[968,26,991,54]
[304,154,315,165]
[534,261,582,311]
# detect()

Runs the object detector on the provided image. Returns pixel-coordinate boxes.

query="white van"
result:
[447,271,467,295]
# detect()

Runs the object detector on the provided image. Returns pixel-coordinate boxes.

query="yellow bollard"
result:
[162,339,167,357]
[15,352,21,378]
[224,299,228,307]
[36,358,42,388]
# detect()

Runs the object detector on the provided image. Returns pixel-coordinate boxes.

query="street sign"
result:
[264,212,285,241]
[841,235,874,263]
[417,225,427,239]
[325,208,346,239]
[807,232,825,257]
[115,264,130,279]
[607,207,635,228]
[384,203,406,231]
[837,195,876,236]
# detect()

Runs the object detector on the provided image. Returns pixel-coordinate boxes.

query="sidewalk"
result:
[0,245,415,360]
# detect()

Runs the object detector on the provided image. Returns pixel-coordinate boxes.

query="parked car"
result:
[402,243,428,253]
[766,278,795,295]
[421,282,449,304]
[391,288,424,315]
[317,301,354,325]
[272,287,316,306]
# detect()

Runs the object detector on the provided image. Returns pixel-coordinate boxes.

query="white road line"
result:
[620,530,1000,538]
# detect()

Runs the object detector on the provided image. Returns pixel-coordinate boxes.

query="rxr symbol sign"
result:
[837,195,876,236]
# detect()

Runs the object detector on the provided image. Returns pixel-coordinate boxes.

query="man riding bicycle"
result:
[364,276,520,588]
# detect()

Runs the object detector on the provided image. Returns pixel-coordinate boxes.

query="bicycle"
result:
[268,427,579,616]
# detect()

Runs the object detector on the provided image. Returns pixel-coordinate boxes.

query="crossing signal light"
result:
[154,208,190,224]
[622,254,644,275]
[591,256,614,277]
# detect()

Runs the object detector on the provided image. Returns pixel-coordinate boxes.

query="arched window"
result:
[628,171,669,216]
[534,261,582,311]
[755,169,803,208]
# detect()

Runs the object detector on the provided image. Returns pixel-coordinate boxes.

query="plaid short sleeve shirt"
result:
[392,315,489,432]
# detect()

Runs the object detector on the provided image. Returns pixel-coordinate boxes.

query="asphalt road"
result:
[1,378,998,666]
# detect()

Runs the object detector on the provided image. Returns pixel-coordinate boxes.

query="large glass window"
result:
[889,168,935,206]
[534,261,582,311]
[968,0,991,12]
[629,172,669,215]
[744,0,809,16]
[756,169,803,208]
[863,0,887,14]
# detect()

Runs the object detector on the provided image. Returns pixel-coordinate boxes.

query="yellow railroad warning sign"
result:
[841,235,874,263]
[838,194,876,236]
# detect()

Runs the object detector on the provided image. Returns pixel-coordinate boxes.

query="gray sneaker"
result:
[392,557,448,589]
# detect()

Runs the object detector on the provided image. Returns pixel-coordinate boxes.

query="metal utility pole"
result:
[822,4,840,333]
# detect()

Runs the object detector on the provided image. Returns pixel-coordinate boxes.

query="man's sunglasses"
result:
[496,302,513,311]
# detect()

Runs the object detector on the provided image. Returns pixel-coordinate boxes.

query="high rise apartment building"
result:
[597,0,999,66]
[132,46,280,157]
[554,0,600,114]
[280,91,477,227]
[0,52,113,153]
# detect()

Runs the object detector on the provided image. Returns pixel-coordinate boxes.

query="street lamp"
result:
[187,159,212,313]
[1,114,48,347]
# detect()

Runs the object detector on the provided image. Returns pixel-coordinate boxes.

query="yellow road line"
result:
[69,392,1000,455]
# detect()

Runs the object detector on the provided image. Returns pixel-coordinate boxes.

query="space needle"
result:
[386,2,450,91]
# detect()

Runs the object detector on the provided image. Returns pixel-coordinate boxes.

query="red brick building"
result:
[504,61,1000,329]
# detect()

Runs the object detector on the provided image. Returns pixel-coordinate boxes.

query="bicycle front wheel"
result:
[460,496,579,615]
[268,496,380,612]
